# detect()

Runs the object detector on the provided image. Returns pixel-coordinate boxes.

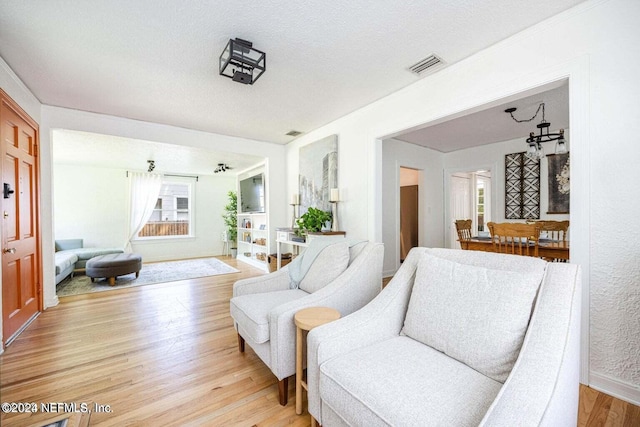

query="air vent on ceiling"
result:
[408,54,444,75]
[286,130,303,137]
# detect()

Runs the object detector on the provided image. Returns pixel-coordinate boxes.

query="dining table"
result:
[462,236,570,261]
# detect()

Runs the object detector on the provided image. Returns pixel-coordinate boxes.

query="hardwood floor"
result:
[0,259,637,426]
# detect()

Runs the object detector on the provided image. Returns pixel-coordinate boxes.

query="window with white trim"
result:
[138,181,192,238]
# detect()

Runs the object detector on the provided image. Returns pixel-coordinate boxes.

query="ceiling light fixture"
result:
[147,160,155,172]
[505,102,567,160]
[219,38,266,85]
[214,163,232,173]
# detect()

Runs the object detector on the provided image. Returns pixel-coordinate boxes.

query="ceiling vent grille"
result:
[286,130,303,137]
[409,54,444,75]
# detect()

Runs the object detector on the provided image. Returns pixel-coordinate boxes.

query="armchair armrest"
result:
[306,246,426,423]
[232,267,291,297]
[267,243,384,380]
[480,264,581,427]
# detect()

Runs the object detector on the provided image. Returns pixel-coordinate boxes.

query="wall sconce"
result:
[147,160,155,172]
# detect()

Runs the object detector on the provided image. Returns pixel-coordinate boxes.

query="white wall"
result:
[399,167,419,187]
[0,57,41,123]
[286,125,380,242]
[53,165,128,247]
[284,0,640,404]
[381,139,443,276]
[53,164,236,261]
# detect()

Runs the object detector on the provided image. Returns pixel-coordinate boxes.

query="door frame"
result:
[1,88,43,350]
[444,164,497,250]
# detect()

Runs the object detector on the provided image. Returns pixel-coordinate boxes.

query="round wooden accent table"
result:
[294,307,341,420]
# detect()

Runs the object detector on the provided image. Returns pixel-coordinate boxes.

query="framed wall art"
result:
[547,152,570,214]
[505,151,540,219]
[298,134,338,216]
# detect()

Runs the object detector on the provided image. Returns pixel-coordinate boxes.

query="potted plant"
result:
[222,190,238,257]
[296,207,332,237]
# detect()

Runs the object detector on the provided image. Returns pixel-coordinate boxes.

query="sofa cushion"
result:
[230,289,309,344]
[54,251,79,275]
[402,252,545,383]
[298,241,350,293]
[425,247,547,275]
[320,336,502,426]
[55,239,83,251]
[72,247,124,261]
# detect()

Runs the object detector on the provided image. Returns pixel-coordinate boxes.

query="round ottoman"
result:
[86,253,142,286]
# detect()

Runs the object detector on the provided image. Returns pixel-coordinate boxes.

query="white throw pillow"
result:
[298,241,350,293]
[402,253,544,383]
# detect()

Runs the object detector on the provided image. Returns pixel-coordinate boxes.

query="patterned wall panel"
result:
[505,152,540,219]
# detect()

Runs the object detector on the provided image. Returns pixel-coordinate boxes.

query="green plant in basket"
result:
[296,207,332,236]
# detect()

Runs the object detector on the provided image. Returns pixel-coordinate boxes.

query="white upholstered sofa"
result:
[307,247,582,426]
[230,240,384,405]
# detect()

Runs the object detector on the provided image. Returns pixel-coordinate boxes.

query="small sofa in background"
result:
[55,239,124,285]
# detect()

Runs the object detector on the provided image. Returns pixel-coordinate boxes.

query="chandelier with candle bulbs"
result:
[505,103,567,160]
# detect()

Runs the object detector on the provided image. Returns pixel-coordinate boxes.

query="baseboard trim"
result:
[45,295,60,308]
[589,371,640,406]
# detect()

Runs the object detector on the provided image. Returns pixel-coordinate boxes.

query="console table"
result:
[275,229,346,269]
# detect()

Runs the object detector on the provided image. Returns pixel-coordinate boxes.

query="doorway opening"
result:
[449,170,491,249]
[399,167,419,262]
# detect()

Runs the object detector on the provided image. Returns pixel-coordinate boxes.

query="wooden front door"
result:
[1,89,41,347]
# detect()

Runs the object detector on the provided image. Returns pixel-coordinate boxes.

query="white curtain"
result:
[126,172,163,251]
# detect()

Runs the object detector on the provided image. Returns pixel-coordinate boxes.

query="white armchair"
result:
[230,240,384,405]
[307,247,582,426]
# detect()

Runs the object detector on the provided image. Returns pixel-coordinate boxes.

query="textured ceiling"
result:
[52,130,263,176]
[0,0,584,147]
[396,82,569,152]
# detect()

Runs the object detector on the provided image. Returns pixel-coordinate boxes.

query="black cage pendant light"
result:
[505,102,567,160]
[219,38,266,85]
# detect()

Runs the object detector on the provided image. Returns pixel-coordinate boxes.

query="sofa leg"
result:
[237,333,245,353]
[278,377,288,406]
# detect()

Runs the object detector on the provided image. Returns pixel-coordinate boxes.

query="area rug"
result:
[56,257,240,297]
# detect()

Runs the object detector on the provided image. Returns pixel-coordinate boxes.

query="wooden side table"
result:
[294,307,341,421]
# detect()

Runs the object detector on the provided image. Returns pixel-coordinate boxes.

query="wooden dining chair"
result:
[533,220,569,261]
[454,219,473,250]
[488,222,541,257]
[536,220,569,242]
